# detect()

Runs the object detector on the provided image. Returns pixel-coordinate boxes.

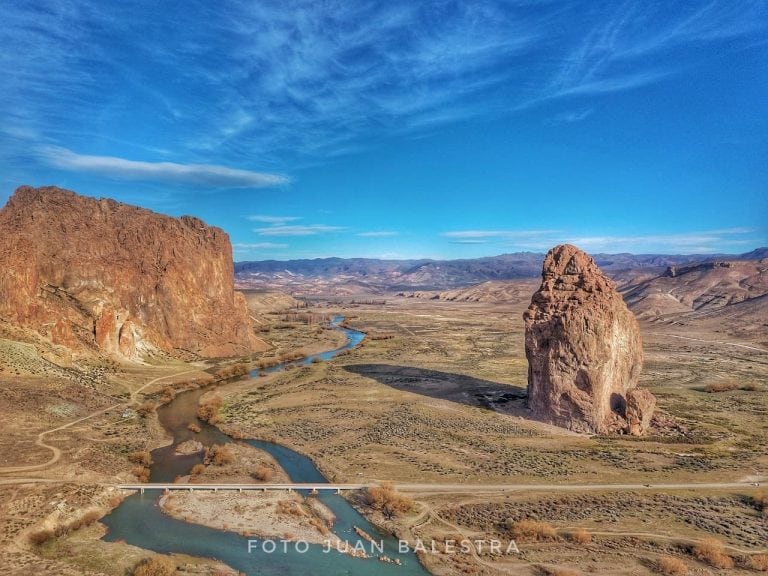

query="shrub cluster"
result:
[205,444,234,466]
[132,556,176,576]
[656,555,688,576]
[136,401,157,417]
[365,482,413,519]
[252,466,274,482]
[691,538,733,569]
[27,510,103,545]
[127,450,153,467]
[507,519,557,542]
[197,396,223,424]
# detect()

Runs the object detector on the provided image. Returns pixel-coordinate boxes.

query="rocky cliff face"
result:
[0,185,264,360]
[524,244,653,435]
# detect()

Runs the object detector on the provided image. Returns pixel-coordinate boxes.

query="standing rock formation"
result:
[524,244,654,435]
[625,388,656,436]
[0,185,265,360]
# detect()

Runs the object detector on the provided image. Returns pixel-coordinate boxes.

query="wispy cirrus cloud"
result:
[559,228,760,254]
[544,1,768,101]
[254,224,345,237]
[449,239,490,245]
[546,108,594,125]
[357,231,399,238]
[1,1,766,167]
[247,215,301,225]
[42,146,288,188]
[442,230,560,240]
[455,227,763,254]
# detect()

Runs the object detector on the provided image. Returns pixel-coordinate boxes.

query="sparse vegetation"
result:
[277,350,304,363]
[568,528,591,545]
[252,466,274,482]
[365,482,413,518]
[215,363,250,379]
[368,332,396,341]
[755,491,768,516]
[540,567,579,576]
[187,422,201,433]
[8,294,765,576]
[508,519,557,542]
[197,396,223,424]
[136,400,158,417]
[27,509,103,546]
[69,509,102,530]
[132,556,176,576]
[276,499,304,517]
[127,450,153,467]
[705,381,757,393]
[158,386,177,404]
[749,554,768,571]
[656,556,688,576]
[279,312,330,325]
[28,528,54,546]
[132,465,151,482]
[692,537,734,569]
[205,444,234,466]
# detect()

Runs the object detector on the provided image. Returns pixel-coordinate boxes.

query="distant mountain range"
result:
[235,248,768,293]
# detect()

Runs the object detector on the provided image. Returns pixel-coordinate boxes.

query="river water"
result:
[100,317,430,575]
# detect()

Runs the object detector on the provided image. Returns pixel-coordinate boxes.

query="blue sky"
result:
[1,1,766,260]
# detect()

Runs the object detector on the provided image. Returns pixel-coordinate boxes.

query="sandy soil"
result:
[160,490,342,546]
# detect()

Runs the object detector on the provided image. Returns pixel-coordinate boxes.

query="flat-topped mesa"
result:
[0,185,265,360]
[524,244,654,435]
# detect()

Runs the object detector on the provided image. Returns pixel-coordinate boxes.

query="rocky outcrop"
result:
[625,388,656,436]
[175,440,204,455]
[524,244,653,435]
[0,185,265,360]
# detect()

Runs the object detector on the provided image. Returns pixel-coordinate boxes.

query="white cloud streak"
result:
[442,230,560,240]
[253,224,345,236]
[42,147,288,188]
[1,2,766,165]
[247,215,301,224]
[356,231,399,237]
[547,109,594,124]
[560,230,758,253]
[454,227,762,254]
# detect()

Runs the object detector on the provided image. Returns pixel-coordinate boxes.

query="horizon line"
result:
[233,246,767,264]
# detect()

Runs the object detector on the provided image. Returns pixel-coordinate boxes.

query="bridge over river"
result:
[115,480,760,494]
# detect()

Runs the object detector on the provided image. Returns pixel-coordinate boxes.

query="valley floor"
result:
[1,293,767,575]
[213,296,768,575]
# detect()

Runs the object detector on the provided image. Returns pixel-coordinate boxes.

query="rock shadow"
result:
[343,364,527,412]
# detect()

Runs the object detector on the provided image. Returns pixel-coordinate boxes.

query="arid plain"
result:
[2,269,767,575]
[211,287,768,575]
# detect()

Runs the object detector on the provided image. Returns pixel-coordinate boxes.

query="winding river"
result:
[101,317,430,575]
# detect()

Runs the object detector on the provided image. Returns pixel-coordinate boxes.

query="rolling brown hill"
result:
[401,280,539,304]
[0,185,265,360]
[621,260,768,320]
[235,250,766,293]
